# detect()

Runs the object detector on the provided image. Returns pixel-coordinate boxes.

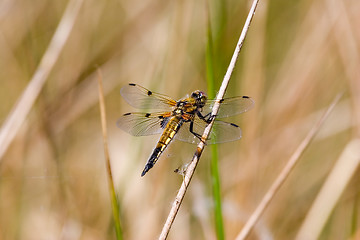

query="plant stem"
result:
[206,13,225,240]
[97,70,123,240]
[159,0,260,238]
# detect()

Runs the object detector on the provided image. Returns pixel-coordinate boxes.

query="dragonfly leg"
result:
[189,121,207,144]
[206,114,216,123]
[197,111,216,124]
[189,121,201,139]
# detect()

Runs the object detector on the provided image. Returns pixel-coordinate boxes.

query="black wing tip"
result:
[129,83,136,86]
[123,112,131,116]
[230,122,239,128]
[242,95,255,110]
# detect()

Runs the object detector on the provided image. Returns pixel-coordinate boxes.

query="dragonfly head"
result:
[191,90,207,108]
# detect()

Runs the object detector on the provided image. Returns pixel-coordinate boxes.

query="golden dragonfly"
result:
[117,83,254,176]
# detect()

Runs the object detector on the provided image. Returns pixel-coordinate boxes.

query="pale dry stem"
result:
[158,0,260,239]
[0,0,84,161]
[235,92,343,240]
[295,138,360,240]
[97,69,113,189]
[97,69,122,238]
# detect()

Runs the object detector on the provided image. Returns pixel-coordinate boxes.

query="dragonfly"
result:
[117,83,254,176]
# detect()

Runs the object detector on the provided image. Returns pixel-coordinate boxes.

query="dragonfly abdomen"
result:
[141,117,183,176]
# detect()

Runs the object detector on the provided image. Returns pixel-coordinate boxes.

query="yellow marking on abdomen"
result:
[155,117,181,158]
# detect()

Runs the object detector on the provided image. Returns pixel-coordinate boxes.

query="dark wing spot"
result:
[219,99,224,103]
[129,83,136,86]
[147,90,152,96]
[158,116,164,119]
[230,123,239,127]
[242,96,249,99]
[123,112,131,116]
[145,113,151,117]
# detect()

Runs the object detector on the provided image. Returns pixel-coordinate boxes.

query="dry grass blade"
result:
[97,69,122,239]
[295,138,360,240]
[235,92,344,240]
[0,0,84,161]
[158,0,260,239]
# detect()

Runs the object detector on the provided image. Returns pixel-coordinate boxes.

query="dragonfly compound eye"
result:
[191,90,207,100]
[191,91,199,99]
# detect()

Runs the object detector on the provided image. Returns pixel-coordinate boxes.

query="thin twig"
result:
[0,0,84,161]
[235,92,343,240]
[97,69,123,239]
[159,0,260,239]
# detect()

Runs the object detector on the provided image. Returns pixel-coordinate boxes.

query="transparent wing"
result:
[120,83,177,110]
[175,118,242,144]
[202,96,255,118]
[116,112,170,136]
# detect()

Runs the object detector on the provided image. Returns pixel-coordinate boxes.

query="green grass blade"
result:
[210,145,224,240]
[110,188,123,240]
[350,193,358,237]
[206,12,225,240]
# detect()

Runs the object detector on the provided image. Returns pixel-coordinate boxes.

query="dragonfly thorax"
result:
[174,108,183,115]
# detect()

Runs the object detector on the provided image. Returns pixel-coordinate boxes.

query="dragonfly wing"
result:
[175,118,242,144]
[175,121,199,144]
[207,120,242,144]
[116,112,170,136]
[203,96,255,118]
[120,83,177,110]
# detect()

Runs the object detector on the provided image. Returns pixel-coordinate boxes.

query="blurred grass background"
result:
[0,0,359,239]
